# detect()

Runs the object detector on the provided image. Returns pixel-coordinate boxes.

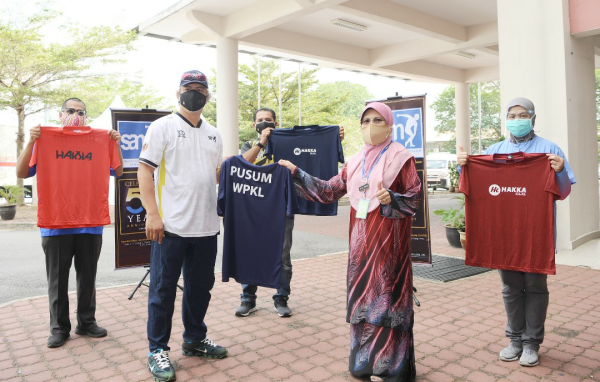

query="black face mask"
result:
[255,121,275,134]
[179,90,207,112]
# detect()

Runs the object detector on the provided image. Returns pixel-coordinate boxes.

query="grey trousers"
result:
[241,216,294,301]
[42,234,102,335]
[498,270,549,351]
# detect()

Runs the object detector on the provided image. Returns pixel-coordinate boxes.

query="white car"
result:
[426,153,457,189]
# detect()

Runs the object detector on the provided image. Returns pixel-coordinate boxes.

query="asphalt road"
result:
[0,196,459,306]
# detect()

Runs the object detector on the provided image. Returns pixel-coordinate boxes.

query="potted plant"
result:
[0,185,24,221]
[433,195,465,248]
[448,165,459,192]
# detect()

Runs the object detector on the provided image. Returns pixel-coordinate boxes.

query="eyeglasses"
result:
[361,117,386,126]
[182,73,207,82]
[62,108,87,117]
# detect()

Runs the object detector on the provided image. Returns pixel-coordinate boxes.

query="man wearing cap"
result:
[235,108,345,318]
[138,70,227,382]
[457,97,576,367]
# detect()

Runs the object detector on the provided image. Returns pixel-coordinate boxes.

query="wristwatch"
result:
[256,142,265,149]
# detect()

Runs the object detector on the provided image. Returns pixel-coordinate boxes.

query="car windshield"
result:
[427,160,447,169]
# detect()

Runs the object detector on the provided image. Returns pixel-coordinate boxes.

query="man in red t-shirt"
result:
[16,98,123,349]
[457,97,576,368]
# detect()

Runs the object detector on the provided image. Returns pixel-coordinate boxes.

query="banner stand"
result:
[128,266,183,300]
[367,95,432,266]
[111,108,175,300]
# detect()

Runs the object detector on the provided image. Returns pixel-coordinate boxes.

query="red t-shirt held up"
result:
[459,153,561,275]
[30,126,121,228]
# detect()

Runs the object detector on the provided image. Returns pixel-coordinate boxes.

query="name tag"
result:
[356,198,369,219]
[359,183,369,192]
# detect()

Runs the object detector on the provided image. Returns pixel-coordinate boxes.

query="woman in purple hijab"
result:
[280,102,421,381]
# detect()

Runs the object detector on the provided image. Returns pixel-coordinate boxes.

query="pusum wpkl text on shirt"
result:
[459,153,561,275]
[30,126,121,228]
[266,125,344,216]
[218,156,298,289]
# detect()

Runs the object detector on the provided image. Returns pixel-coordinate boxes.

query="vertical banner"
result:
[112,108,171,269]
[368,96,432,265]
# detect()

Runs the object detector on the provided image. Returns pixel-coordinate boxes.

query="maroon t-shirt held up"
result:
[459,152,560,275]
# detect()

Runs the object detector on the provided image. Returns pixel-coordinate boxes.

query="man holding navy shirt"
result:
[236,108,344,318]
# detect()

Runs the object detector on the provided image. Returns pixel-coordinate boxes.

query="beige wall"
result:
[569,0,600,36]
[498,0,600,250]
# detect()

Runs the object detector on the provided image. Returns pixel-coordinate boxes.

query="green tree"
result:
[431,81,503,154]
[204,57,372,157]
[0,8,135,199]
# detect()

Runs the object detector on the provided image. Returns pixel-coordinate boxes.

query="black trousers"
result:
[41,234,102,335]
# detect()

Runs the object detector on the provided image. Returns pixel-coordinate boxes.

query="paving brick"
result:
[21,370,55,382]
[1,233,600,382]
[424,371,455,381]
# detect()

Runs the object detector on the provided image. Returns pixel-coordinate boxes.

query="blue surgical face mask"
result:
[506,118,533,137]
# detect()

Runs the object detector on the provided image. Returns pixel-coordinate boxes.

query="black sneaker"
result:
[147,349,176,382]
[274,297,292,317]
[47,333,70,348]
[235,301,257,317]
[75,324,107,338]
[182,338,228,359]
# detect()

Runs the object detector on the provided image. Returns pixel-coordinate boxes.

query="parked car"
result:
[426,152,457,190]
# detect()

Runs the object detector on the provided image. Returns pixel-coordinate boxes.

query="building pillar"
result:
[455,82,471,154]
[498,0,599,249]
[216,37,239,156]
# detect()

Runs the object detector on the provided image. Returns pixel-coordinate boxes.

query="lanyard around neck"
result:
[361,142,391,182]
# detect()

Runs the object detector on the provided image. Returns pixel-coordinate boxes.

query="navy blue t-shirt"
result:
[266,125,344,216]
[217,155,297,289]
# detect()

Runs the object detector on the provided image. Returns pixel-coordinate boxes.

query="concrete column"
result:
[498,0,599,249]
[455,82,471,154]
[216,37,239,156]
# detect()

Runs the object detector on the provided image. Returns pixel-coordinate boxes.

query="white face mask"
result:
[362,123,391,145]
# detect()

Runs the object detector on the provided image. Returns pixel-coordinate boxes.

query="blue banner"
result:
[118,121,151,169]
[392,107,424,158]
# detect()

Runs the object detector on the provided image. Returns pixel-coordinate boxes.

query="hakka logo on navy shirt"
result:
[489,184,527,196]
[293,147,317,155]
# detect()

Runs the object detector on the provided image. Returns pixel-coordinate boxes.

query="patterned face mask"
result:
[60,112,87,127]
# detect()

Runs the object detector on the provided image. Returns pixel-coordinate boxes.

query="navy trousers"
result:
[147,234,218,351]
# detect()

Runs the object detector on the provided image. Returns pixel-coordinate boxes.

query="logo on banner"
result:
[118,121,151,168]
[122,182,146,230]
[392,107,424,158]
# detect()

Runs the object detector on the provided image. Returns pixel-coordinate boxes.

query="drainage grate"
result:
[413,254,491,282]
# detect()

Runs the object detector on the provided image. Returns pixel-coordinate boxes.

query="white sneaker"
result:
[499,345,522,361]
[519,349,539,367]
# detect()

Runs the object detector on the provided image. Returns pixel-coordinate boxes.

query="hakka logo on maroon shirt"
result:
[488,184,527,196]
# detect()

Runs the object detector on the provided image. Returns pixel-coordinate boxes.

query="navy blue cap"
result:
[180,70,208,88]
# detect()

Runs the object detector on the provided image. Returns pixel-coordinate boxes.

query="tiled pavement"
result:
[2,198,600,381]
